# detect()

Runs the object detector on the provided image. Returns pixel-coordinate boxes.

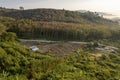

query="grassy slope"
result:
[1,40,120,80]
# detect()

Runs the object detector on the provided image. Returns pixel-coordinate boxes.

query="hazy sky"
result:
[0,0,120,17]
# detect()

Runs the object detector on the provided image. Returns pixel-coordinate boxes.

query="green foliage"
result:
[0,32,18,42]
[0,23,6,35]
[40,49,120,80]
[0,33,120,80]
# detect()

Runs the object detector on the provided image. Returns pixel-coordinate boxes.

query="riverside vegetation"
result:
[0,8,120,80]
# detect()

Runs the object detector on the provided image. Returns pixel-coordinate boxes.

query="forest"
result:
[0,8,120,80]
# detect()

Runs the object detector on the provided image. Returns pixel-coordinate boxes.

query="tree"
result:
[0,32,18,42]
[19,6,24,10]
[0,23,6,35]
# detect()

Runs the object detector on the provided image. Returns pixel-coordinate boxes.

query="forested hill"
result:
[0,8,119,27]
[0,8,120,41]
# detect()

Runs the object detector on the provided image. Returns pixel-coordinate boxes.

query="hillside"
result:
[0,8,120,41]
[0,8,119,27]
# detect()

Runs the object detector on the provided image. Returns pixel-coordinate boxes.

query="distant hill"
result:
[112,17,120,20]
[78,10,88,13]
[0,7,17,12]
[78,10,116,19]
[0,8,118,27]
[112,17,120,24]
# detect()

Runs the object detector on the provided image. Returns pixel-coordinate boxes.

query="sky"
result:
[0,0,120,18]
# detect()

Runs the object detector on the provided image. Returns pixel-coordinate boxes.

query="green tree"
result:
[0,23,6,35]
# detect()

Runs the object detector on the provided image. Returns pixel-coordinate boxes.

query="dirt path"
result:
[19,39,87,55]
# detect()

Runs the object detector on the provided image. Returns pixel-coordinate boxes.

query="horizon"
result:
[0,0,120,18]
